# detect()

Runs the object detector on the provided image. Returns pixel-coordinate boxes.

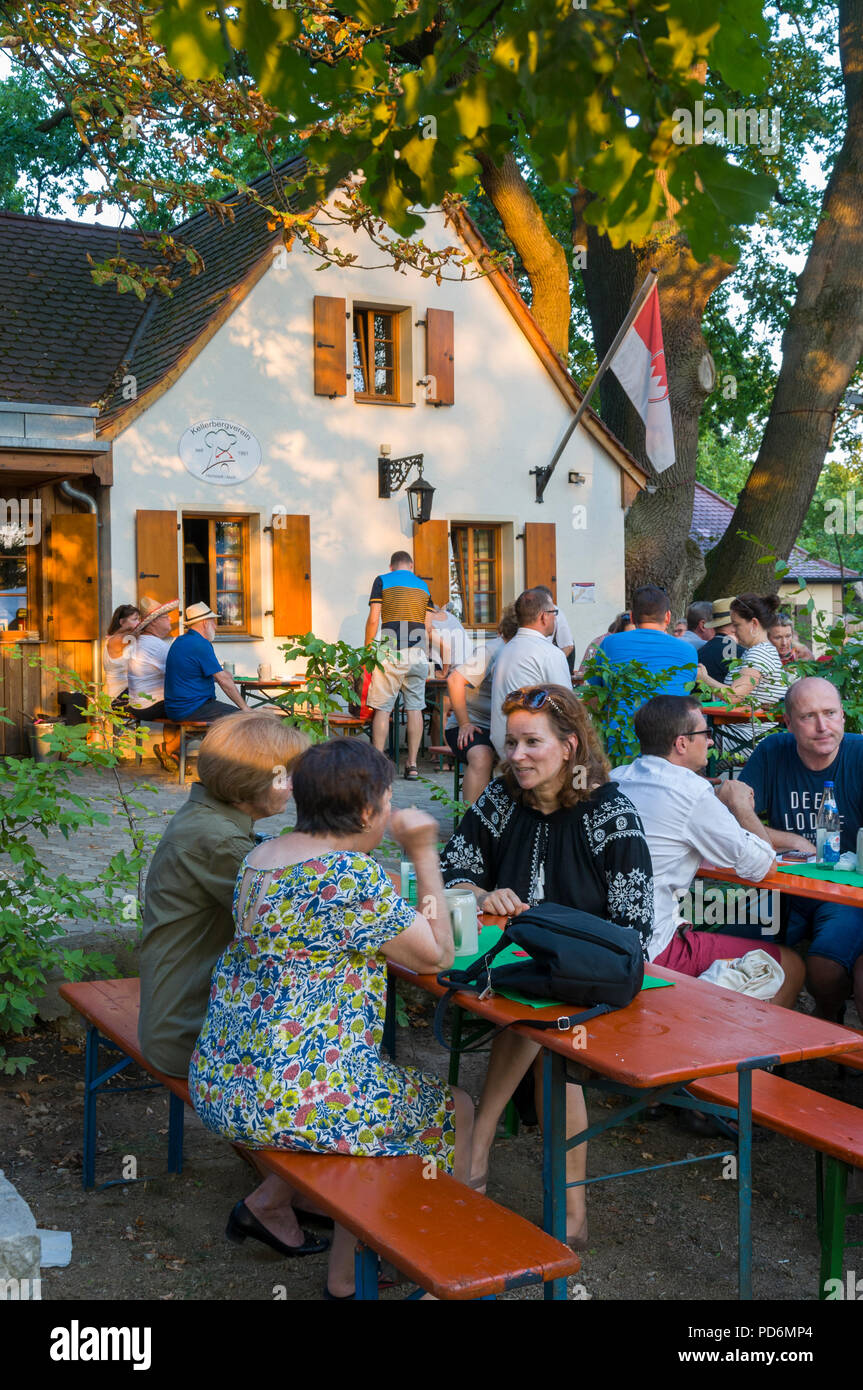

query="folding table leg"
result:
[737,1066,753,1301]
[83,1025,100,1190]
[542,1048,568,1301]
[354,1243,380,1300]
[447,1007,464,1086]
[818,1157,848,1297]
[167,1092,185,1174]
[383,975,397,1060]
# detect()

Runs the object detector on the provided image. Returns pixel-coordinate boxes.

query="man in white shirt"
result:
[127,597,181,768]
[490,588,571,756]
[537,586,574,666]
[613,694,804,1006]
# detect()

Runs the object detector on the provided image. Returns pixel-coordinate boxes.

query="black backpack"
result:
[433,902,644,1051]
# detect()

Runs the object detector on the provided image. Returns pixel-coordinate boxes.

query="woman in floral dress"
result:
[190,738,473,1298]
[440,683,654,1249]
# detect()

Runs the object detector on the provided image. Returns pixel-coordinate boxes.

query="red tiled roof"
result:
[692,479,860,582]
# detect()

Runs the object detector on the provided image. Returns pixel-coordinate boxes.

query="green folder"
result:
[452,923,671,1010]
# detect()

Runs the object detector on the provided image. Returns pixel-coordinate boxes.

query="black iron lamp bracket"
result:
[378,453,425,499]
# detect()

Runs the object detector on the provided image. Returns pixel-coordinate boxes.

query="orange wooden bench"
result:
[59,977,579,1300]
[687,1066,863,1297]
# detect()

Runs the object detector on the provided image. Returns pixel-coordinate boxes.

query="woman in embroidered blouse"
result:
[441,684,654,1248]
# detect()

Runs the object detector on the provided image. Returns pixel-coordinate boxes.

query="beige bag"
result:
[698,948,785,999]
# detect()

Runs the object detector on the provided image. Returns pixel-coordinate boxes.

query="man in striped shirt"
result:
[364,551,434,779]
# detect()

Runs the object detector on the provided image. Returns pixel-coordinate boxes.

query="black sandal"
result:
[404,764,419,780]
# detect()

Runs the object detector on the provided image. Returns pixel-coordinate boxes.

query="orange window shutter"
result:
[425,308,454,405]
[524,523,557,600]
[314,296,347,396]
[413,520,449,606]
[272,514,312,637]
[52,514,99,640]
[136,510,180,633]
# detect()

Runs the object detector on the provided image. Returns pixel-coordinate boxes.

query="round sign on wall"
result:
[179,419,262,485]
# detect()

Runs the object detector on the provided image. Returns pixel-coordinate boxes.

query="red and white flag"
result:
[608,281,675,473]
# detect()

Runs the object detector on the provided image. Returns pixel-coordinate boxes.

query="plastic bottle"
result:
[815,782,841,869]
[399,860,417,905]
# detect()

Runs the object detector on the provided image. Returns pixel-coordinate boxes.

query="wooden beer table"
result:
[698,859,863,910]
[386,921,856,1300]
[236,676,305,710]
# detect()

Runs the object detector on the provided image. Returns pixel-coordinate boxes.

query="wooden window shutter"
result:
[523,522,557,600]
[52,514,99,640]
[136,510,180,633]
[314,296,347,397]
[413,520,449,606]
[272,514,312,636]
[425,308,454,405]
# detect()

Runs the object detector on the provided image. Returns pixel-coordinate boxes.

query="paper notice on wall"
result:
[571,582,595,604]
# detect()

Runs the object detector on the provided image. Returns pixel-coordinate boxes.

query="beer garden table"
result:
[386,920,858,1301]
[236,676,305,710]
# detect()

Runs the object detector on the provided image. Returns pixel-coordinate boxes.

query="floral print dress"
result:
[189,851,456,1170]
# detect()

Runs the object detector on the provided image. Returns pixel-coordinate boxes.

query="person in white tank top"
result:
[103,604,140,706]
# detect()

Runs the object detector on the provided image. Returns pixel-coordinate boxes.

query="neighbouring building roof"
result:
[0,157,646,491]
[692,479,861,583]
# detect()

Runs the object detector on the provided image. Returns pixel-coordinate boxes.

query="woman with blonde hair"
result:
[441,683,654,1247]
[139,713,324,1257]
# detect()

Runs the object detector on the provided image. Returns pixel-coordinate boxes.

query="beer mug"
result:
[444,888,479,956]
[258,663,272,681]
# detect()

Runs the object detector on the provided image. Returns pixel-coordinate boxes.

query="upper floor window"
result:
[353,308,399,402]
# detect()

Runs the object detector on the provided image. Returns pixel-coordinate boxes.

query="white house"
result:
[0,161,645,750]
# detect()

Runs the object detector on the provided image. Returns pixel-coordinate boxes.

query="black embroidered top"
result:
[440,778,654,954]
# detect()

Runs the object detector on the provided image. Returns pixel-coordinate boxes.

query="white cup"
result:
[258,663,272,681]
[444,889,479,956]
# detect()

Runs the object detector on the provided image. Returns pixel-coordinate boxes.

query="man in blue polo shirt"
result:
[364,551,433,779]
[735,675,863,1022]
[588,584,697,757]
[165,602,249,722]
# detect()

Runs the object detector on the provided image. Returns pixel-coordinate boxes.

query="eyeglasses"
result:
[544,607,559,616]
[506,687,565,715]
[680,726,712,739]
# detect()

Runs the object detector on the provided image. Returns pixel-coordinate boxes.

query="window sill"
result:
[213,634,264,642]
[353,397,417,408]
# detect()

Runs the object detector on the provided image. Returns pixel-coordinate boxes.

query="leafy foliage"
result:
[577,650,696,764]
[0,651,162,1074]
[275,631,383,737]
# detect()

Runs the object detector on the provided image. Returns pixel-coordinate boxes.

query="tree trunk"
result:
[477,150,571,358]
[698,0,863,598]
[573,192,733,613]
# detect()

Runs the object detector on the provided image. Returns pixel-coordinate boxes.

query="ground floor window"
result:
[0,512,34,634]
[182,515,250,633]
[451,524,502,628]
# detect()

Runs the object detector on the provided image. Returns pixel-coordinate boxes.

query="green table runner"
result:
[777,862,863,890]
[453,924,672,1010]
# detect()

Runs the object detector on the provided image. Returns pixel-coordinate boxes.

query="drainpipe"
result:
[57,480,102,687]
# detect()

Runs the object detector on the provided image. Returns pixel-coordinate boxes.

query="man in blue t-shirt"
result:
[736,676,863,1022]
[165,602,249,722]
[588,584,697,758]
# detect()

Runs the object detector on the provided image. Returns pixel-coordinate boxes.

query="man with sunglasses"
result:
[613,694,804,1003]
[489,588,571,756]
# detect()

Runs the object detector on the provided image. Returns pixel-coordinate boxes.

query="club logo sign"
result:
[179,419,261,485]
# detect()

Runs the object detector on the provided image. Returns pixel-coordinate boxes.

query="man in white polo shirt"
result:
[613,693,804,1006]
[490,588,571,757]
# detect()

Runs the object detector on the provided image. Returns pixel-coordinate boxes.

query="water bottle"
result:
[399,860,417,905]
[815,782,841,869]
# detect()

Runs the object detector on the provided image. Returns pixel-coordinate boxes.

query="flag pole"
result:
[531,267,659,502]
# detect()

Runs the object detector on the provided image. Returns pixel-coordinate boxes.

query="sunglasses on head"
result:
[506,687,565,716]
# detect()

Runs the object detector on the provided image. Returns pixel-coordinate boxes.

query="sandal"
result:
[404,765,419,780]
[153,743,174,772]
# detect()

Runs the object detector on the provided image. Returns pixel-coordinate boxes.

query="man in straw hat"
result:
[695,596,743,685]
[165,601,249,724]
[128,597,181,770]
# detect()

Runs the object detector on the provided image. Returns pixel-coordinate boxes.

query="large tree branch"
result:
[698,0,863,597]
[477,149,570,358]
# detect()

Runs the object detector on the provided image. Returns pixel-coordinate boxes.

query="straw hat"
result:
[184,601,218,626]
[136,597,179,632]
[710,597,736,626]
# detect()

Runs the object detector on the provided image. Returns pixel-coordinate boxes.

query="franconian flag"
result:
[608,281,675,473]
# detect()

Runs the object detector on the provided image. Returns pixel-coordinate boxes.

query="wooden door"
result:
[272,513,312,636]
